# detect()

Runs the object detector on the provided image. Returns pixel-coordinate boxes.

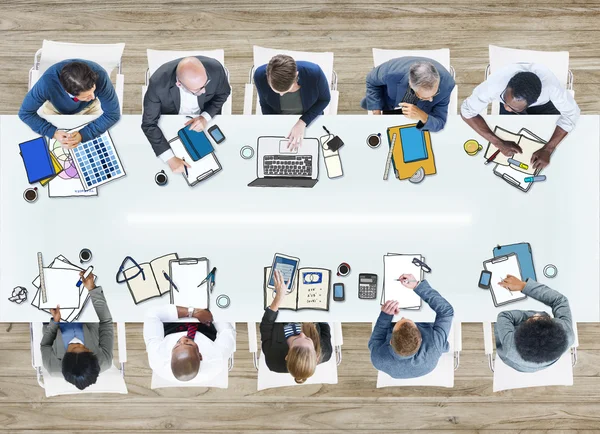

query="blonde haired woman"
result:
[260,270,332,383]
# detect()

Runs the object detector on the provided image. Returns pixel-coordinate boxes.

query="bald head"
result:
[171,337,201,382]
[176,57,208,92]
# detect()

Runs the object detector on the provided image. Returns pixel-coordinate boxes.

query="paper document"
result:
[169,258,209,309]
[37,267,82,309]
[382,253,423,309]
[171,137,220,185]
[483,253,527,306]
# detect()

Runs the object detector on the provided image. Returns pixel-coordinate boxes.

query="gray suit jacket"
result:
[41,286,114,374]
[141,56,231,157]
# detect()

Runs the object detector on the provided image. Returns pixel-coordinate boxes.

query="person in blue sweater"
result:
[19,59,120,149]
[253,54,331,150]
[361,56,455,132]
[369,274,454,379]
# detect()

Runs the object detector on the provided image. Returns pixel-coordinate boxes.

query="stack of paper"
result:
[31,255,95,322]
[381,253,424,309]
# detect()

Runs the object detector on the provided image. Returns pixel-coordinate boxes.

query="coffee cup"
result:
[23,187,38,203]
[79,248,92,263]
[337,262,351,277]
[240,145,254,159]
[155,170,168,186]
[367,133,381,149]
[464,139,483,156]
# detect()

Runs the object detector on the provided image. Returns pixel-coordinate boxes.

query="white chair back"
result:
[38,40,125,78]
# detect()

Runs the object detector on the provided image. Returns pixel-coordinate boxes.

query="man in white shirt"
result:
[461,63,580,170]
[141,56,231,173]
[143,305,235,382]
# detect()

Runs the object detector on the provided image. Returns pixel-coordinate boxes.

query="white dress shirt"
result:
[143,305,235,383]
[461,63,580,133]
[157,87,213,162]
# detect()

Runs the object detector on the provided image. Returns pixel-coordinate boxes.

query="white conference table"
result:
[1,114,598,323]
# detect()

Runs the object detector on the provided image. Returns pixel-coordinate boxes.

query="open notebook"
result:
[483,253,527,307]
[263,267,331,311]
[123,253,179,304]
[382,253,424,309]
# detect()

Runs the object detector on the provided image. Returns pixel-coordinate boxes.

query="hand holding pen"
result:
[397,273,419,290]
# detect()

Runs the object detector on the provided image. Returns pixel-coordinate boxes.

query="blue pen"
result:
[162,270,179,292]
[524,175,547,183]
[76,266,93,287]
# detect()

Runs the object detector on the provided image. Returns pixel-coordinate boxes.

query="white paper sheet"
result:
[170,137,220,185]
[48,175,98,197]
[483,254,527,306]
[38,268,82,309]
[169,259,209,309]
[382,254,423,309]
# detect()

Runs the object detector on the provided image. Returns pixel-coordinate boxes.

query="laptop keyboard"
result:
[264,155,313,177]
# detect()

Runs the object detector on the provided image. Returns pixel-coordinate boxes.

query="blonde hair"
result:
[286,323,321,384]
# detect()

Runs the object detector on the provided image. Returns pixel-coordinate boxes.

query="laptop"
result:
[248,136,320,188]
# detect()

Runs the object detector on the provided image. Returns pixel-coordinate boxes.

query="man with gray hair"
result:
[361,56,455,132]
[142,56,231,173]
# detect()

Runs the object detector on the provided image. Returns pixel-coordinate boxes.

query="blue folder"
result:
[19,137,55,184]
[493,242,537,281]
[178,127,214,162]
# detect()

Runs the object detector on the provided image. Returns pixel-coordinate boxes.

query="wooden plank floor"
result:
[1,0,599,431]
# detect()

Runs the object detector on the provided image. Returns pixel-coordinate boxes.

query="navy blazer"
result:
[253,60,331,126]
[361,56,455,132]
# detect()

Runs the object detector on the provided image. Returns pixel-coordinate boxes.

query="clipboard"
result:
[168,257,210,309]
[493,242,537,282]
[483,253,527,307]
[169,136,222,187]
[387,124,436,180]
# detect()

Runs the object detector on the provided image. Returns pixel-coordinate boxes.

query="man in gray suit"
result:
[141,56,231,173]
[41,271,113,390]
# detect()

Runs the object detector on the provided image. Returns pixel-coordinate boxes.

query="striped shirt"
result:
[283,323,302,339]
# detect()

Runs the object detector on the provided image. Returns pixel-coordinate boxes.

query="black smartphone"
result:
[479,270,492,289]
[207,124,226,144]
[333,283,345,301]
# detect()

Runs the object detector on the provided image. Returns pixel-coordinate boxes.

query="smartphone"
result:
[267,253,300,291]
[207,124,226,144]
[479,270,492,289]
[333,283,345,301]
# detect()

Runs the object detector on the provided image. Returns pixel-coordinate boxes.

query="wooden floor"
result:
[1,0,600,432]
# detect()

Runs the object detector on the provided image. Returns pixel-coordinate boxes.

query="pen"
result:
[524,175,546,183]
[484,149,501,165]
[507,158,529,170]
[76,266,93,287]
[182,157,189,177]
[162,270,179,292]
[396,278,417,282]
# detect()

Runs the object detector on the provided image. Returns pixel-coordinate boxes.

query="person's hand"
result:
[531,147,552,170]
[398,273,419,290]
[287,119,306,150]
[80,270,96,291]
[193,308,213,325]
[50,305,61,323]
[53,130,71,145]
[496,140,523,157]
[372,110,382,115]
[381,300,400,315]
[185,116,208,132]
[167,156,192,174]
[273,270,289,299]
[60,131,82,149]
[498,274,526,291]
[399,103,428,123]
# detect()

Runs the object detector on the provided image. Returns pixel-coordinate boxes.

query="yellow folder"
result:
[39,152,63,186]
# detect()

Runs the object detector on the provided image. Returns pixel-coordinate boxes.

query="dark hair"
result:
[59,61,99,96]
[266,54,297,92]
[391,322,422,356]
[62,351,101,390]
[507,71,542,106]
[515,316,568,363]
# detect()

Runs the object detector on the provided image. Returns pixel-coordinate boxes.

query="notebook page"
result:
[383,254,423,308]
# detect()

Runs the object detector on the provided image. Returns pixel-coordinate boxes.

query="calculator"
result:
[358,273,378,299]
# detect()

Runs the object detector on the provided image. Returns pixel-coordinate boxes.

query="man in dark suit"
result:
[141,56,231,173]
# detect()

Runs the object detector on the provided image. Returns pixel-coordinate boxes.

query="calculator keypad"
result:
[359,283,377,299]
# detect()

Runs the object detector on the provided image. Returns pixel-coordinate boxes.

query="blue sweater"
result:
[361,56,455,132]
[253,60,331,126]
[19,59,120,142]
[368,280,454,379]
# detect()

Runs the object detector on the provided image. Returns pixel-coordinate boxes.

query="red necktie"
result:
[73,97,79,102]
[187,323,198,340]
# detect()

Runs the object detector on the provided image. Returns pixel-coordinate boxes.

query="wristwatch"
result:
[188,306,194,318]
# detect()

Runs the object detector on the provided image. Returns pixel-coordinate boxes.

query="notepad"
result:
[19,137,57,184]
[263,267,331,311]
[37,267,82,309]
[382,253,424,309]
[123,253,178,304]
[169,258,209,309]
[483,253,528,307]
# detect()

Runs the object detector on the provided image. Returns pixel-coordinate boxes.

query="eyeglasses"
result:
[412,257,432,273]
[116,256,146,283]
[413,87,440,101]
[500,87,528,114]
[177,72,211,96]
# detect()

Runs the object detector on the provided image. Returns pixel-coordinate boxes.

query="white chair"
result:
[150,323,236,389]
[243,45,339,116]
[371,48,458,115]
[30,322,128,397]
[375,321,462,388]
[28,40,125,114]
[486,45,574,115]
[142,49,232,115]
[483,321,579,392]
[247,322,343,391]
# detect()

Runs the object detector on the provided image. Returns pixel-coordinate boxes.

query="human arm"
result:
[364,63,388,111]
[201,64,231,119]
[40,320,62,372]
[18,78,59,139]
[299,66,331,126]
[141,81,171,158]
[87,282,114,366]
[414,280,454,349]
[416,92,451,132]
[318,323,332,363]
[213,322,236,359]
[78,71,121,142]
[368,309,394,353]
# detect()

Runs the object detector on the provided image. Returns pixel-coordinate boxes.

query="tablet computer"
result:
[267,253,300,291]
